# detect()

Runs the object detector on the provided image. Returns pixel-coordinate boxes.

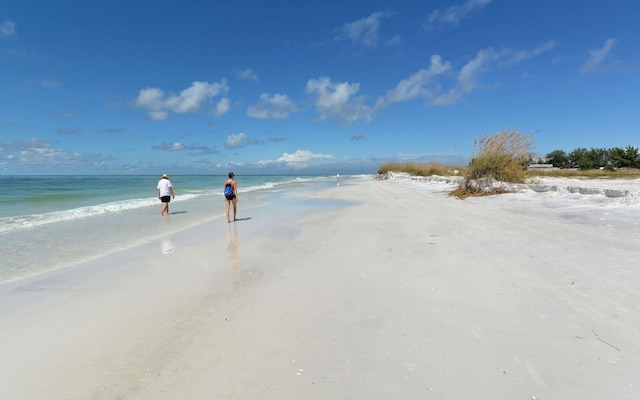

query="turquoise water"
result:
[0,174,335,284]
[1,175,320,221]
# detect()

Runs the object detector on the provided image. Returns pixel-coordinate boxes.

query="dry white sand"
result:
[1,176,639,399]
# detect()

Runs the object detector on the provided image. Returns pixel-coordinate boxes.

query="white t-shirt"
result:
[157,178,173,197]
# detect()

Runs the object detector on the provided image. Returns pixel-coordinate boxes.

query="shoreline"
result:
[1,175,639,399]
[0,175,334,285]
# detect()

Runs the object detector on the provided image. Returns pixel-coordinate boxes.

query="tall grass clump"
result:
[451,130,533,198]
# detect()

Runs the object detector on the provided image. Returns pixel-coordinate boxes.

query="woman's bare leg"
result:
[232,198,238,221]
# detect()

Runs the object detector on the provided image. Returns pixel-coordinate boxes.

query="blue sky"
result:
[1,0,639,175]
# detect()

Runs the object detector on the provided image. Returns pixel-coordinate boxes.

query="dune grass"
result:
[378,129,639,199]
[450,130,533,198]
[377,161,466,177]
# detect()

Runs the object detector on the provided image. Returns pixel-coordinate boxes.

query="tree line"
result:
[543,146,640,170]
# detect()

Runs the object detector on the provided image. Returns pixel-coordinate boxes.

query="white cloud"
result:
[134,80,229,120]
[150,142,219,156]
[247,93,296,119]
[136,87,165,108]
[0,20,16,38]
[148,111,168,121]
[259,149,333,169]
[214,97,231,117]
[457,47,499,92]
[425,0,492,29]
[509,40,556,64]
[377,43,552,110]
[306,77,372,124]
[335,11,393,49]
[430,41,555,105]
[216,160,244,169]
[225,133,260,149]
[0,138,111,167]
[152,142,185,151]
[581,38,619,74]
[237,68,258,82]
[376,54,451,109]
[430,90,462,106]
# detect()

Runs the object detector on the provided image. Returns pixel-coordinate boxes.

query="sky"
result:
[1,0,639,175]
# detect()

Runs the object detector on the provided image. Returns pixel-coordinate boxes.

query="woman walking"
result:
[224,172,238,223]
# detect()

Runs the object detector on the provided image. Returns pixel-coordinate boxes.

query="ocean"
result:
[0,174,334,284]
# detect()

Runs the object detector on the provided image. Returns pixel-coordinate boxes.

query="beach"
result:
[1,175,639,399]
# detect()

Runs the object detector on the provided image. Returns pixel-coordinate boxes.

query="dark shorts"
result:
[160,196,171,203]
[225,194,236,201]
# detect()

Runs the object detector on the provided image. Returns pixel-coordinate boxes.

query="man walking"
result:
[157,174,175,216]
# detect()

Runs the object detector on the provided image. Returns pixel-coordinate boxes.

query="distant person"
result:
[157,173,175,216]
[336,173,340,187]
[224,172,238,223]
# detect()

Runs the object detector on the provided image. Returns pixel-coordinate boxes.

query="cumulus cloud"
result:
[0,138,111,168]
[335,11,393,49]
[581,38,621,74]
[259,149,333,169]
[0,20,16,38]
[306,77,373,125]
[213,97,231,117]
[247,93,296,119]
[224,133,260,149]
[425,0,492,29]
[134,80,229,120]
[237,68,258,82]
[376,54,451,109]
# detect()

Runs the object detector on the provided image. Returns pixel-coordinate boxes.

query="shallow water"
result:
[0,174,333,283]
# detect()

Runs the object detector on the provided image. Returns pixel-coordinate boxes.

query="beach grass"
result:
[378,130,640,199]
[377,161,466,177]
[451,130,533,198]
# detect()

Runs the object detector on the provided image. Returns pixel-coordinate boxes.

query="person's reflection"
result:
[227,222,239,268]
[161,235,176,256]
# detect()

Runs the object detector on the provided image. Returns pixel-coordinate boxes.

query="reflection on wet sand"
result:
[161,235,176,256]
[227,223,239,268]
